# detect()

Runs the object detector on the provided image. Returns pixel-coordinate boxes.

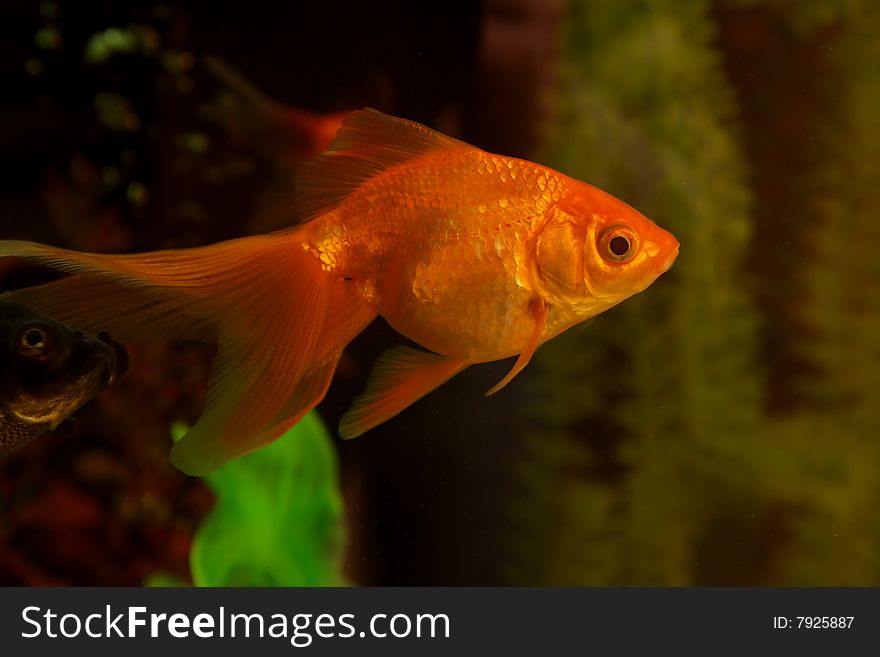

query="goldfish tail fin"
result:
[0,236,376,475]
[1,273,217,342]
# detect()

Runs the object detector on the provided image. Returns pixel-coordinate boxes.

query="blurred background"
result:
[0,0,878,585]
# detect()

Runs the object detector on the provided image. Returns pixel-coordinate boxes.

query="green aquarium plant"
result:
[773,2,880,584]
[509,0,759,585]
[159,411,347,587]
[507,0,880,586]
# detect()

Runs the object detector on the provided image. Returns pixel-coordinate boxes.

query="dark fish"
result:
[0,301,128,456]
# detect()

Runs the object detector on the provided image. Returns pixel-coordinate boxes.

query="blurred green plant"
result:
[150,411,346,587]
[507,0,880,586]
[191,411,346,586]
[509,0,757,585]
[774,2,880,584]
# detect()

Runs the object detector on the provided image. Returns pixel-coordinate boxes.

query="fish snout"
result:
[76,333,129,389]
[95,332,129,388]
[655,240,679,275]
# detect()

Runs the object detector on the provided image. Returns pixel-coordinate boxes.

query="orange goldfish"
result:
[0,109,678,475]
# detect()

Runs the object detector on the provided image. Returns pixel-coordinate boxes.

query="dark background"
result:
[1,0,877,586]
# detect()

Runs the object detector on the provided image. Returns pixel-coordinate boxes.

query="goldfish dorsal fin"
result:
[338,345,468,439]
[294,108,472,223]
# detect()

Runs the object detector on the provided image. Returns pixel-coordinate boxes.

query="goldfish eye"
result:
[609,235,630,256]
[599,226,638,263]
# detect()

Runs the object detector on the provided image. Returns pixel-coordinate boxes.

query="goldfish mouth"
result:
[657,244,679,274]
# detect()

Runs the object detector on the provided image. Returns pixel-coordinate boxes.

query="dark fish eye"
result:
[599,226,638,263]
[22,328,47,349]
[14,321,62,365]
[609,235,630,257]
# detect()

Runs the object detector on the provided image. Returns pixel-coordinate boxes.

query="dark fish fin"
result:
[0,236,345,475]
[294,108,472,223]
[485,298,549,396]
[339,345,467,439]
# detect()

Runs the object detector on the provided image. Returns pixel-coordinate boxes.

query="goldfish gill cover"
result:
[0,0,878,587]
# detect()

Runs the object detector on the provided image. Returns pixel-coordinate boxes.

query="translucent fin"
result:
[174,277,378,472]
[170,278,328,474]
[202,54,343,164]
[339,345,468,439]
[0,235,339,475]
[173,352,337,474]
[312,277,378,364]
[2,275,215,342]
[294,108,472,222]
[485,298,549,396]
[204,54,277,112]
[256,356,341,446]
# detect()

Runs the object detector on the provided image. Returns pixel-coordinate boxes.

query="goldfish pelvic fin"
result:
[485,298,549,396]
[294,108,471,222]
[339,346,467,439]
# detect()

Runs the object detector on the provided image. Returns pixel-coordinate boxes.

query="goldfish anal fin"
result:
[485,298,549,397]
[294,108,472,223]
[339,345,468,439]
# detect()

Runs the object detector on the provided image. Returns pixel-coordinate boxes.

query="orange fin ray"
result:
[169,267,329,475]
[485,298,549,397]
[252,356,342,450]
[2,275,215,342]
[294,108,471,222]
[189,279,379,469]
[339,346,468,440]
[312,277,378,363]
[0,235,360,476]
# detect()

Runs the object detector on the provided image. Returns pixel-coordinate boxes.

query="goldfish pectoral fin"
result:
[485,298,549,397]
[338,346,468,440]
